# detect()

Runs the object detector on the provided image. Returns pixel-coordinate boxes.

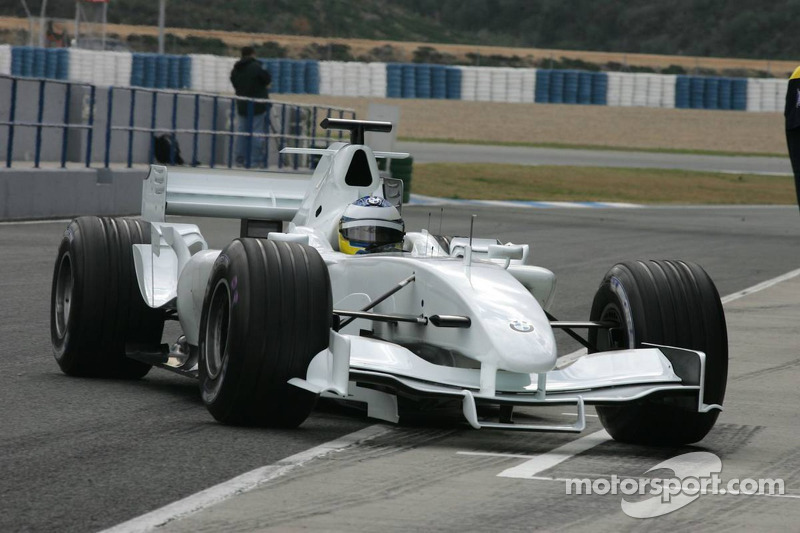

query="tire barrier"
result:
[4,46,793,113]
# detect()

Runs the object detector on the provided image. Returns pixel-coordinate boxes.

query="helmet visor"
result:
[340,219,404,247]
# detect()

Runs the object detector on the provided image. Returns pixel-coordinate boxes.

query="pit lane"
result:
[1,203,798,532]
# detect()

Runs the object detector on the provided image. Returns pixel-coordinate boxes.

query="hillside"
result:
[2,0,800,61]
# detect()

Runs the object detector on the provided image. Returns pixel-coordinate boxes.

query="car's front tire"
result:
[588,260,728,446]
[198,238,332,427]
[51,216,164,378]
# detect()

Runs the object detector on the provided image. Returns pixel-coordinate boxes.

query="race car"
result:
[51,119,728,445]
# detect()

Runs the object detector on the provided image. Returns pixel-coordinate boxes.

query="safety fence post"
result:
[60,83,71,168]
[127,89,136,168]
[210,95,218,168]
[5,78,17,168]
[34,79,45,168]
[104,87,114,168]
[85,85,96,168]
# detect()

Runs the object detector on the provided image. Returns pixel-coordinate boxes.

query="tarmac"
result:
[108,270,800,532]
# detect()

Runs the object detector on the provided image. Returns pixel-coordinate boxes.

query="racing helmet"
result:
[338,196,405,254]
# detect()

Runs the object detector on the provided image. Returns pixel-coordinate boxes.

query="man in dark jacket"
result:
[786,66,800,212]
[230,46,272,167]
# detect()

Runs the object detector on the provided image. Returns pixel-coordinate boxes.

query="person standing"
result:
[786,65,800,211]
[230,46,272,167]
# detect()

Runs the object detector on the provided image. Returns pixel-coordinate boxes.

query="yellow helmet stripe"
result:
[791,66,800,80]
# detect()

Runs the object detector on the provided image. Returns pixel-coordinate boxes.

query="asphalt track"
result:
[397,141,793,175]
[1,204,799,532]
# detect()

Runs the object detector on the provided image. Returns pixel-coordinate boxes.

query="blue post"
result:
[245,100,254,169]
[148,91,158,164]
[227,99,235,168]
[127,89,136,168]
[210,95,218,168]
[6,78,17,168]
[293,106,300,170]
[104,87,114,168]
[278,104,286,169]
[192,93,199,166]
[85,85,96,167]
[60,83,71,168]
[34,80,45,168]
[170,92,178,164]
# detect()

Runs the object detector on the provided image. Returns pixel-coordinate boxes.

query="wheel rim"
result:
[204,279,231,380]
[597,304,628,351]
[54,253,73,338]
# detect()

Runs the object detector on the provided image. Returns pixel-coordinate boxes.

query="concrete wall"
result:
[0,167,146,220]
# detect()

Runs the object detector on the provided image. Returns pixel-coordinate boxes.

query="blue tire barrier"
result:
[591,72,608,105]
[44,49,58,79]
[431,65,447,99]
[386,63,402,98]
[20,46,34,77]
[33,47,46,78]
[279,59,293,94]
[179,55,192,89]
[415,64,432,99]
[445,67,461,99]
[401,64,415,98]
[10,46,24,76]
[155,54,169,89]
[143,54,157,88]
[305,61,320,94]
[577,71,593,104]
[675,75,690,108]
[131,53,145,87]
[535,69,551,103]
[167,55,180,89]
[55,49,69,80]
[261,59,281,92]
[549,70,565,104]
[563,70,579,104]
[718,77,732,110]
[703,77,719,110]
[292,60,307,93]
[689,77,705,109]
[732,78,748,111]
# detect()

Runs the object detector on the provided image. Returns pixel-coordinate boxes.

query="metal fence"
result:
[0,74,356,171]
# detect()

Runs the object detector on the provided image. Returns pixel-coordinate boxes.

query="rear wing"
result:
[141,165,313,223]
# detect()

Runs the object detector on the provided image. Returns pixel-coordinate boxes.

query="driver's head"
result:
[338,196,405,254]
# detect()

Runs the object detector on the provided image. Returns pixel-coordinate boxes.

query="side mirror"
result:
[382,177,404,212]
[488,244,525,269]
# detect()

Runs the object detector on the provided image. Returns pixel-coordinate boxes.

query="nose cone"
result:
[486,313,557,373]
[466,265,557,373]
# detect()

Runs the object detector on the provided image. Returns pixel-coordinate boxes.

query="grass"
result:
[400,137,788,158]
[411,163,797,204]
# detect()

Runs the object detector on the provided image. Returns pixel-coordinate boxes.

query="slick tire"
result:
[198,238,332,427]
[51,216,164,378]
[588,260,728,446]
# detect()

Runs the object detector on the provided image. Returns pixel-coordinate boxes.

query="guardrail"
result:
[0,73,355,171]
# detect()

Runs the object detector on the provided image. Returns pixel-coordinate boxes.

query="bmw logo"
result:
[509,320,534,333]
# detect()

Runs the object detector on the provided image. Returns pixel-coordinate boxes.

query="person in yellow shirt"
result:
[787,66,800,211]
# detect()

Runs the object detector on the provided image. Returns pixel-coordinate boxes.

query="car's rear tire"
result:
[588,260,728,445]
[51,216,164,378]
[198,238,332,427]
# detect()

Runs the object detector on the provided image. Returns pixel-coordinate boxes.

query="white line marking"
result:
[562,412,598,417]
[457,451,540,459]
[497,429,612,479]
[720,267,800,304]
[101,424,391,533]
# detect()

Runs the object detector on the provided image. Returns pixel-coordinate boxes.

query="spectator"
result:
[230,46,272,167]
[787,66,800,211]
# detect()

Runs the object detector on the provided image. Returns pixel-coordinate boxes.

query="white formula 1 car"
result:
[51,119,728,445]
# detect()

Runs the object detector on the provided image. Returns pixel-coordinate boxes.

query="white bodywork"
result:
[133,136,720,432]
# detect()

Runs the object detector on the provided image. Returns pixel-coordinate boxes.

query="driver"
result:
[338,196,405,254]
